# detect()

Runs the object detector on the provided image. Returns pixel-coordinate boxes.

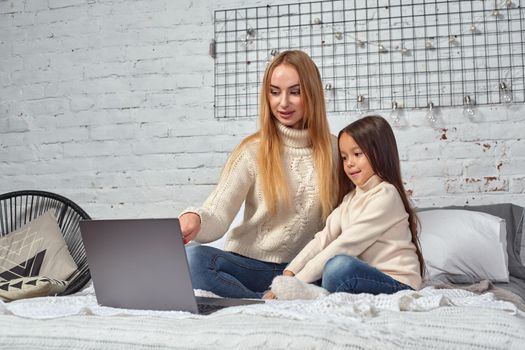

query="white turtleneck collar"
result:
[355,174,383,194]
[276,122,312,149]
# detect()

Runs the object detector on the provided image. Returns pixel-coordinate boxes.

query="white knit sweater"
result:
[181,122,338,263]
[286,175,422,290]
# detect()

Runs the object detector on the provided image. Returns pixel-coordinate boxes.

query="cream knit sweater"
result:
[181,122,338,263]
[286,175,422,290]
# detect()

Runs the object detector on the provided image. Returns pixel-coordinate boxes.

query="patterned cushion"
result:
[0,276,68,301]
[0,210,78,300]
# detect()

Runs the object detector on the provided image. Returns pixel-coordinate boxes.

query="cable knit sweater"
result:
[181,122,338,264]
[286,175,422,290]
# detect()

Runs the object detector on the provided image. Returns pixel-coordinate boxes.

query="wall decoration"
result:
[213,0,525,119]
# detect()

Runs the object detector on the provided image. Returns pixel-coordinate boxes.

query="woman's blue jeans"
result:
[186,245,288,299]
[320,255,413,294]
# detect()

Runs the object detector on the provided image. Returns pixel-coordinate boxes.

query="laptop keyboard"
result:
[197,303,227,315]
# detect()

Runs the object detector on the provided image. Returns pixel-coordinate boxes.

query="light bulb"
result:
[425,102,437,127]
[499,82,513,103]
[389,101,401,126]
[463,95,478,121]
[240,27,256,47]
[356,95,366,114]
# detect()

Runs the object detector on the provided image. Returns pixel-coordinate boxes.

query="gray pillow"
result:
[417,203,525,280]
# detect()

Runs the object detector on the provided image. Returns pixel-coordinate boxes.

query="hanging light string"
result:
[221,1,516,118]
[232,1,516,61]
[310,0,515,55]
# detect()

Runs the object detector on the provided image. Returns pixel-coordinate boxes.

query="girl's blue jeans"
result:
[320,254,413,294]
[186,245,412,299]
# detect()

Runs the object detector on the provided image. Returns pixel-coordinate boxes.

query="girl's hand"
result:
[263,271,295,300]
[179,212,201,244]
[262,290,277,299]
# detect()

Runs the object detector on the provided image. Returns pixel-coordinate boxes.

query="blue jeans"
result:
[186,245,288,299]
[320,255,413,294]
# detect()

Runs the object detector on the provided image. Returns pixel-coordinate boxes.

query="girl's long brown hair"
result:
[225,50,338,220]
[337,115,425,276]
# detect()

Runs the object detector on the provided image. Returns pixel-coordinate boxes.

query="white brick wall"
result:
[1,0,524,219]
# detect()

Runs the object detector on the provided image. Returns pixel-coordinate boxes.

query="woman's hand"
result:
[179,212,201,244]
[283,270,295,277]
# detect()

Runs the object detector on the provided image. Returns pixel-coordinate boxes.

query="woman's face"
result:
[268,64,305,129]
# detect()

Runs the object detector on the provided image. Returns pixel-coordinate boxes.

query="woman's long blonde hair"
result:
[225,50,337,220]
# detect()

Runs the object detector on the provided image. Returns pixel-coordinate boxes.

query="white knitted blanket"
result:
[1,286,524,349]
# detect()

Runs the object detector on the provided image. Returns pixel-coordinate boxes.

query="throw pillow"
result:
[418,203,525,280]
[0,210,78,284]
[418,209,509,283]
[0,276,69,301]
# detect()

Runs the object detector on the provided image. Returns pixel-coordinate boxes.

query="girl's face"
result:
[268,64,305,129]
[339,133,375,188]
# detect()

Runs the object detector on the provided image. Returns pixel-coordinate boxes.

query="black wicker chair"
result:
[0,190,91,295]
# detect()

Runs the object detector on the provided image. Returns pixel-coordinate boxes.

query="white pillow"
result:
[419,209,509,283]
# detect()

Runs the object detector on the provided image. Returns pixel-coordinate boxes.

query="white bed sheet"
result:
[1,285,524,349]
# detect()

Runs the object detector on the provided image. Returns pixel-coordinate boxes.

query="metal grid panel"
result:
[214,0,525,119]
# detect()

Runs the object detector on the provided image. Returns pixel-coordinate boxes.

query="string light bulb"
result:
[389,101,401,126]
[425,102,437,127]
[312,17,322,25]
[399,46,410,55]
[463,95,478,121]
[240,27,256,47]
[356,95,367,114]
[499,82,513,103]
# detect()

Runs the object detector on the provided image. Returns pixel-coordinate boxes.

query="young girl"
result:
[266,115,424,299]
[179,50,339,299]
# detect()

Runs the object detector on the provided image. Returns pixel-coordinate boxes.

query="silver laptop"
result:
[79,218,263,314]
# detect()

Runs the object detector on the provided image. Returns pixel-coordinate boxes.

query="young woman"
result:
[179,50,339,299]
[266,115,424,299]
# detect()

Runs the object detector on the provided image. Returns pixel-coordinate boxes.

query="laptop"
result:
[79,218,264,314]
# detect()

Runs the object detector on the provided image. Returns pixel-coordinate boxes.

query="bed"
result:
[1,203,524,349]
